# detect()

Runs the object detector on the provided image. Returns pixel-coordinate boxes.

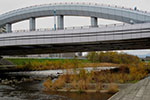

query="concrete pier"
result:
[6,23,12,33]
[29,17,36,31]
[91,17,98,27]
[57,15,64,29]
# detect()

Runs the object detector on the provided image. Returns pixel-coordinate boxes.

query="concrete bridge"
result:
[1,23,150,55]
[1,3,150,32]
[0,3,150,55]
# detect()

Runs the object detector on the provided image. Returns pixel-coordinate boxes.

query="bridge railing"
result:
[1,2,149,17]
[41,2,149,14]
[11,23,130,33]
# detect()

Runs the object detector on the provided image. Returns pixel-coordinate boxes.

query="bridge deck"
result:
[109,76,150,100]
[1,23,150,55]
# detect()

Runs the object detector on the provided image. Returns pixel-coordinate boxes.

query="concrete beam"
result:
[91,17,98,27]
[6,23,12,33]
[29,17,36,31]
[57,15,64,29]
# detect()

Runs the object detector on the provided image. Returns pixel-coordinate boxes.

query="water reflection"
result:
[45,91,113,100]
[0,80,113,100]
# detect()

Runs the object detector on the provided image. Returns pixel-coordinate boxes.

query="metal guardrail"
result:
[10,23,129,33]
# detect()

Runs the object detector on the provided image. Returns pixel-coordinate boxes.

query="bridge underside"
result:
[0,38,149,56]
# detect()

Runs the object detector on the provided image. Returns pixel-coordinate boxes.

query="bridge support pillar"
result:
[6,24,12,33]
[57,15,64,29]
[77,52,82,57]
[91,17,98,27]
[29,17,36,31]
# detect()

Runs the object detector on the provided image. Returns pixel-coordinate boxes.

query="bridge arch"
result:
[0,3,150,32]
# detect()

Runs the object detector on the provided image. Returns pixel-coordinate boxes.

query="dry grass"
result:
[78,80,87,91]
[52,76,66,90]
[96,82,102,91]
[43,62,149,93]
[87,51,140,64]
[85,63,119,68]
[43,79,52,90]
[107,83,119,94]
[43,76,66,91]
[16,58,120,71]
[71,80,77,89]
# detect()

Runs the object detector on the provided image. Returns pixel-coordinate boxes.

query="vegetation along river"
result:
[0,67,115,100]
[0,78,113,100]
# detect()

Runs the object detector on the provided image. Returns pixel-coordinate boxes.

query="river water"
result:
[6,67,116,77]
[0,67,115,100]
[0,80,113,100]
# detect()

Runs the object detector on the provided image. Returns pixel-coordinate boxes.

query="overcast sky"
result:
[0,0,150,57]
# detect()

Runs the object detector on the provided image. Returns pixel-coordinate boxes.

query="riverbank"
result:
[0,74,43,85]
[6,58,119,71]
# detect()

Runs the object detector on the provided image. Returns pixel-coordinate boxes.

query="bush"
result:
[52,75,66,90]
[107,83,118,94]
[43,79,53,90]
[96,82,102,91]
[78,80,87,91]
[129,62,148,81]
[71,80,77,89]
[87,51,140,64]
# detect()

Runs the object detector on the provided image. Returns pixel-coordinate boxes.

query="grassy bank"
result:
[6,58,118,71]
[6,58,89,66]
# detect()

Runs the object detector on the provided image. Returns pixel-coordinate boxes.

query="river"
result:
[6,67,116,77]
[0,67,116,100]
[0,80,113,100]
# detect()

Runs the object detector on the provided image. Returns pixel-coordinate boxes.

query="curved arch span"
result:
[0,3,150,32]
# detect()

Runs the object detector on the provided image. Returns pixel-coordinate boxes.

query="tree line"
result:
[86,51,140,64]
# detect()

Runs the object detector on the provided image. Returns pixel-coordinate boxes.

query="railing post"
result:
[29,17,36,31]
[91,17,98,27]
[57,15,64,29]
[6,23,12,33]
